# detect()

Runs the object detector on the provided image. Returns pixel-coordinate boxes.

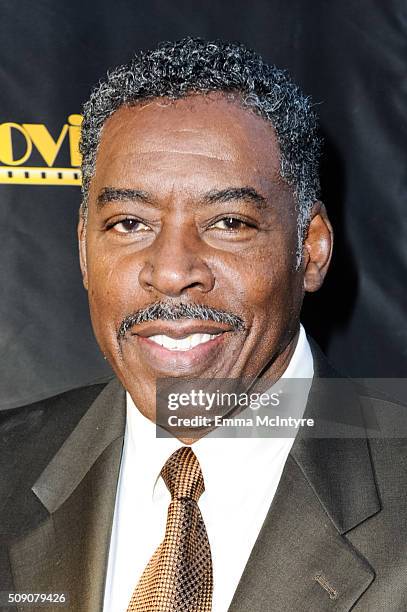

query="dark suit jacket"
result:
[1,343,407,611]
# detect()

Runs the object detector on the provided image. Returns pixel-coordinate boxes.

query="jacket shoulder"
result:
[0,381,111,495]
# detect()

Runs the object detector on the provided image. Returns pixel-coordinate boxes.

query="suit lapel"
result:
[229,454,376,612]
[229,344,381,611]
[9,378,126,612]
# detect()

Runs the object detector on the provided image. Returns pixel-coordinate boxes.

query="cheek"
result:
[224,246,298,316]
[86,249,142,335]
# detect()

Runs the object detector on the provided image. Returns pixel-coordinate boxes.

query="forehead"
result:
[92,94,284,197]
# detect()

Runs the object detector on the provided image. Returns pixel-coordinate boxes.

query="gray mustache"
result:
[117,301,245,339]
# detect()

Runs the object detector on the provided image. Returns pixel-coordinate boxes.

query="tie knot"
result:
[160,446,205,502]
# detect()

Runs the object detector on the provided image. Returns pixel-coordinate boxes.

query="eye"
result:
[109,218,150,234]
[210,217,254,231]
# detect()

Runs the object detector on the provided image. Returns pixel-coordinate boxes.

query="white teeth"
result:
[148,333,220,351]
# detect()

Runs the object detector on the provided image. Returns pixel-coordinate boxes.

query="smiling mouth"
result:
[125,320,236,372]
[147,333,222,351]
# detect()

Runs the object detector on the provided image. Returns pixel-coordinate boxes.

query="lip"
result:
[131,320,234,339]
[136,332,226,373]
[124,322,233,375]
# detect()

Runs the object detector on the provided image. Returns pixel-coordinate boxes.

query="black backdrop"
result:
[1,0,406,410]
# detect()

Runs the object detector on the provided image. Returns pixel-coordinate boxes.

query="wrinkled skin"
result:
[78,94,333,436]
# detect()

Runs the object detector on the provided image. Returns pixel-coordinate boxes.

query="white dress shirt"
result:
[103,324,314,612]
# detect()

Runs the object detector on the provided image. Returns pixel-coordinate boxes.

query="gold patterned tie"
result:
[127,446,213,612]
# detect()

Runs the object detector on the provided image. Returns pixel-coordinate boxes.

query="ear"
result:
[303,201,333,292]
[77,216,88,290]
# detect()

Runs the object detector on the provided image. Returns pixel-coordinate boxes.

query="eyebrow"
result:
[97,187,151,208]
[96,185,268,210]
[203,187,267,209]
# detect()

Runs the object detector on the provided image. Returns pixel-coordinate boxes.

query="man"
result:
[1,37,406,612]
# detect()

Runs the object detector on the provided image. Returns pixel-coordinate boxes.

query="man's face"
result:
[79,94,330,422]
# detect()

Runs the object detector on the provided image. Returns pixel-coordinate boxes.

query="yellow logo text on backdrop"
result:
[0,114,82,185]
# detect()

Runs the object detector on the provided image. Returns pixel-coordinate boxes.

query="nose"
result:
[138,224,215,298]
